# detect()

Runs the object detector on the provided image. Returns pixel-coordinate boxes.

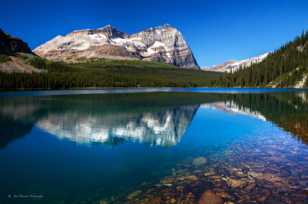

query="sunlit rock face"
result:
[36,105,199,146]
[34,24,199,68]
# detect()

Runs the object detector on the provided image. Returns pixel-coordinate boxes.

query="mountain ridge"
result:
[34,24,199,69]
[0,29,32,55]
[0,29,45,73]
[205,52,269,73]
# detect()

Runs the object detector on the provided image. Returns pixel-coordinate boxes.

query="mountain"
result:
[0,29,32,55]
[206,53,269,73]
[0,28,220,89]
[0,29,45,73]
[216,31,308,88]
[34,24,199,69]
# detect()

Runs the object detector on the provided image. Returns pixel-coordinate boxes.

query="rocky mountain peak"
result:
[99,24,113,30]
[34,24,199,68]
[130,24,199,68]
[95,24,128,38]
[144,24,173,31]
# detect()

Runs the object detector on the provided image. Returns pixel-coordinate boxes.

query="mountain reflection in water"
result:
[36,105,198,146]
[0,92,308,148]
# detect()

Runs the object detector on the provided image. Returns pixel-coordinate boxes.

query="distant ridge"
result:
[205,53,269,73]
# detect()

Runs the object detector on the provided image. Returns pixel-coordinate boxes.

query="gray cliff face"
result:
[131,25,199,68]
[34,24,199,69]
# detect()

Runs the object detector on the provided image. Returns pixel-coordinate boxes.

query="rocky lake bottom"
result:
[115,130,308,204]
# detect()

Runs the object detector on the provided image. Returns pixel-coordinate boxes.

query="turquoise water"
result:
[0,89,307,203]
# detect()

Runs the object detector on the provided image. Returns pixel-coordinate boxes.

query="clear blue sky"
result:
[1,0,308,67]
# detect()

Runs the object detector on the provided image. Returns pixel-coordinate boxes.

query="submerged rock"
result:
[178,175,198,182]
[169,198,176,203]
[193,157,207,166]
[225,178,246,188]
[160,177,175,186]
[198,190,223,204]
[127,190,142,200]
[99,200,108,204]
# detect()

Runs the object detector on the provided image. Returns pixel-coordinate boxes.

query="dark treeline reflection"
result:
[226,92,308,144]
[0,92,307,148]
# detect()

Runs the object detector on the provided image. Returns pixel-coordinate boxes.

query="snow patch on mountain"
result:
[205,52,269,73]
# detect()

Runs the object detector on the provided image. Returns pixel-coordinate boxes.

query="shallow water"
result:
[0,89,307,203]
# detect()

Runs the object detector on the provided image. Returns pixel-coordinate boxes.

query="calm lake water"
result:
[0,88,307,204]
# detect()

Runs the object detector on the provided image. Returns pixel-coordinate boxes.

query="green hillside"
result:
[215,31,308,88]
[0,54,221,89]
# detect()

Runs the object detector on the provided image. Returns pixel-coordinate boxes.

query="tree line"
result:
[214,31,308,87]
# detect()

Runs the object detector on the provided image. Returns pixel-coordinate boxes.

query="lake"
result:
[0,88,307,204]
